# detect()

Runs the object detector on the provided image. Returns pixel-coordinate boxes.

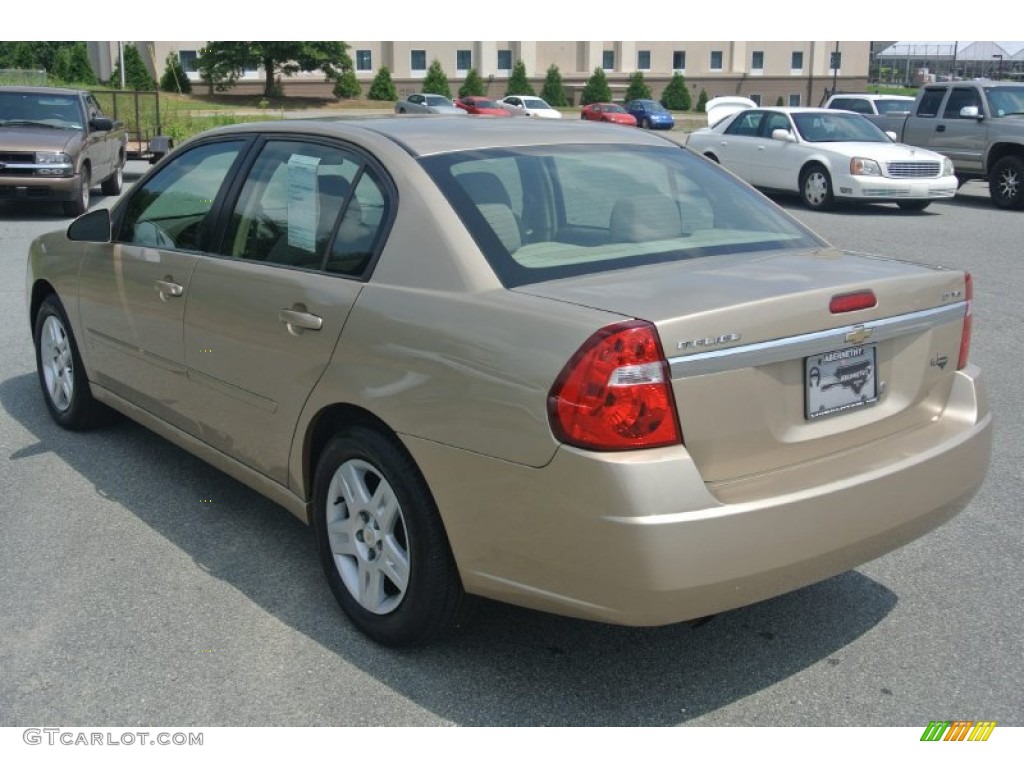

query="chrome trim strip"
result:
[669,302,967,378]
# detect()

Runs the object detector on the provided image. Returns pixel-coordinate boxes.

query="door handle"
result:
[279,307,323,335]
[154,278,183,301]
[936,124,946,132]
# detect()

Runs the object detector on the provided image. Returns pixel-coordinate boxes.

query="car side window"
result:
[220,139,388,277]
[762,112,792,137]
[725,111,763,137]
[916,90,945,118]
[943,88,981,119]
[117,141,244,251]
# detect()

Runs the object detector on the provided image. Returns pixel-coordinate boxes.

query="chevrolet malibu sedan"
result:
[686,103,958,211]
[28,117,991,646]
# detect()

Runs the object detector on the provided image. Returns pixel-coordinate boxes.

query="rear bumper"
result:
[0,174,79,202]
[406,366,991,626]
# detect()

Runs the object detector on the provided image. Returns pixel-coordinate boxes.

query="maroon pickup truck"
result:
[0,86,127,217]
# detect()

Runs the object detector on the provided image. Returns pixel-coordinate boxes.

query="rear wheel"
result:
[313,426,469,646]
[63,166,90,217]
[897,200,931,211]
[800,164,834,211]
[989,155,1024,210]
[33,295,107,430]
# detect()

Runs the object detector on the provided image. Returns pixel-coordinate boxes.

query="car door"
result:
[928,87,987,174]
[748,110,801,189]
[82,93,114,179]
[76,139,248,427]
[180,137,392,485]
[714,110,765,181]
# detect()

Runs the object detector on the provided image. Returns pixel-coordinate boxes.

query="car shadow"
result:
[1,371,898,726]
[769,194,948,216]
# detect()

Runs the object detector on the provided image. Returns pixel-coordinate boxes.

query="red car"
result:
[580,102,638,126]
[454,97,511,116]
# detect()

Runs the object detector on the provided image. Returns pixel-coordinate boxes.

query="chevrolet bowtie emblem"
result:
[845,326,873,345]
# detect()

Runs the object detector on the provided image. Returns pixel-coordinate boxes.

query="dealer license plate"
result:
[805,345,878,421]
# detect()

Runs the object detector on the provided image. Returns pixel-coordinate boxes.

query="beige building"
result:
[90,41,870,107]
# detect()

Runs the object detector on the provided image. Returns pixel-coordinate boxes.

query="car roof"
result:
[196,115,672,158]
[0,85,87,96]
[829,93,914,100]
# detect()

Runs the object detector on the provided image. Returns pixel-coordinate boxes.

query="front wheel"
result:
[63,166,90,217]
[33,295,107,430]
[989,155,1024,210]
[641,118,650,129]
[800,164,834,211]
[897,200,931,211]
[313,426,469,646]
[101,162,123,196]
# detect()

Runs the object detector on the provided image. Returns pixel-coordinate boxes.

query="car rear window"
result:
[421,144,823,287]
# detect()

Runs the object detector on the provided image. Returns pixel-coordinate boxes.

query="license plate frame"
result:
[805,345,878,421]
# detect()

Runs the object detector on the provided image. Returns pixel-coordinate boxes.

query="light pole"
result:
[993,54,1004,80]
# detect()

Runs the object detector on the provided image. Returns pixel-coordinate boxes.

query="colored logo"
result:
[920,721,996,741]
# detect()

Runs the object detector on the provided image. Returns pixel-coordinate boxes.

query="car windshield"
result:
[985,85,1024,116]
[874,99,913,114]
[0,92,83,129]
[792,112,890,143]
[422,144,823,287]
[424,95,452,107]
[636,100,665,112]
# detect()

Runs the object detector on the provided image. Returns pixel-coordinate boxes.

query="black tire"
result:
[641,117,650,129]
[897,200,931,211]
[63,166,90,217]
[313,426,469,647]
[33,295,108,430]
[101,162,123,196]
[800,164,834,211]
[989,155,1024,210]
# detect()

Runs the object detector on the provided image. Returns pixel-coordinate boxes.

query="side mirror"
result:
[90,116,114,131]
[771,128,796,142]
[959,106,981,119]
[67,208,112,243]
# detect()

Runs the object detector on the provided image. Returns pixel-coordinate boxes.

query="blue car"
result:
[624,99,675,130]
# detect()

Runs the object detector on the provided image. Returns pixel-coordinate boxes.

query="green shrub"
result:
[624,71,651,102]
[540,64,568,106]
[697,88,709,113]
[50,43,97,86]
[660,73,691,110]
[581,67,612,105]
[422,59,451,98]
[110,43,157,91]
[368,66,398,101]
[159,52,191,94]
[506,60,534,96]
[459,68,486,97]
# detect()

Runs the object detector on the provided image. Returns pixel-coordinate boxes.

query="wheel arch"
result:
[986,142,1024,169]
[29,279,58,330]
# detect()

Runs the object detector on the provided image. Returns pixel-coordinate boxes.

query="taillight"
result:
[958,272,972,370]
[830,290,877,314]
[548,320,681,451]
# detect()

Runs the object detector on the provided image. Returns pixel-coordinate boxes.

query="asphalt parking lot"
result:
[0,161,1021,727]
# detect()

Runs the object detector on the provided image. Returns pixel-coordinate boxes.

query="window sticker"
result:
[287,154,321,252]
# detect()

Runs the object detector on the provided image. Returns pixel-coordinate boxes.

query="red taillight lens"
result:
[958,272,973,370]
[548,320,681,451]
[830,290,877,314]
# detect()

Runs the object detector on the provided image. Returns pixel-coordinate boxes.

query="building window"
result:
[457,49,472,72]
[603,50,615,70]
[410,49,426,72]
[672,50,686,71]
[637,50,651,70]
[179,50,198,73]
[355,50,372,72]
[751,51,764,71]
[749,94,762,106]
[788,93,801,107]
[497,49,512,71]
[791,51,804,71]
[710,50,723,71]
[830,51,842,71]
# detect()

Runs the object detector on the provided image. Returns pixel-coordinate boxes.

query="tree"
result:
[581,67,612,105]
[506,60,534,96]
[367,66,397,101]
[459,68,486,98]
[110,43,156,90]
[159,52,191,93]
[776,95,785,106]
[200,42,352,98]
[660,72,691,110]
[540,64,568,107]
[332,47,360,99]
[421,59,451,98]
[624,71,651,102]
[696,88,709,113]
[51,43,96,86]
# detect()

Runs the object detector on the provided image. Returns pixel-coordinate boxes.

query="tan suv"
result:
[27,117,992,646]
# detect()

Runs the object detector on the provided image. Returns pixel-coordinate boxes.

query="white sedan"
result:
[686,102,957,211]
[498,95,562,119]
